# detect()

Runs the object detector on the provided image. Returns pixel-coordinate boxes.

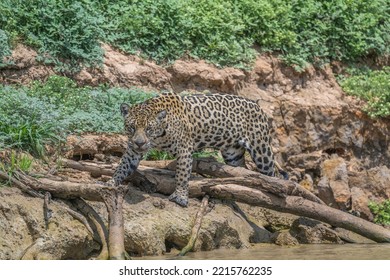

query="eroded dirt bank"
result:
[0,44,389,259]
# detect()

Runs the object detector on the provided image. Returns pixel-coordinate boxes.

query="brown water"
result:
[140,244,390,260]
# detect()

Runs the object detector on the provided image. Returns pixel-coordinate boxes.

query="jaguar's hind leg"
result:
[221,145,246,168]
[239,138,275,177]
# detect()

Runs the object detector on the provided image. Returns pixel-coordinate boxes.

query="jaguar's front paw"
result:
[104,179,117,187]
[168,191,188,207]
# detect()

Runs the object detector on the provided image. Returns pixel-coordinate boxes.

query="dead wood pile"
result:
[2,157,390,259]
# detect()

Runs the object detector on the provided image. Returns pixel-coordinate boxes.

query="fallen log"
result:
[141,157,321,203]
[203,184,390,243]
[61,159,156,193]
[61,159,116,177]
[62,159,323,204]
[192,158,324,204]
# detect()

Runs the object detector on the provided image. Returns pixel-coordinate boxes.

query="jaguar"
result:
[109,93,282,207]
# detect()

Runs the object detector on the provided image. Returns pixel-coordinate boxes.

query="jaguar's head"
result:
[120,103,167,153]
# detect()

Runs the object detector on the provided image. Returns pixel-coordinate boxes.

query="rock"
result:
[290,218,343,244]
[0,188,97,260]
[287,151,327,173]
[241,206,298,233]
[348,166,390,220]
[317,176,338,208]
[167,59,246,93]
[350,187,373,221]
[272,230,299,246]
[317,156,351,210]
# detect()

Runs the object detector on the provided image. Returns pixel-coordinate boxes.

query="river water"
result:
[140,244,390,260]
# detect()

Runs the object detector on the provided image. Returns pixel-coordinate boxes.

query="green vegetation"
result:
[0,0,104,72]
[144,149,223,161]
[369,200,390,225]
[0,151,33,189]
[339,67,390,118]
[193,150,223,162]
[0,29,12,67]
[0,151,33,180]
[144,150,175,161]
[0,0,389,70]
[0,76,155,156]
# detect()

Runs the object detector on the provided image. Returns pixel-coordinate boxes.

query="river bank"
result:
[0,44,389,259]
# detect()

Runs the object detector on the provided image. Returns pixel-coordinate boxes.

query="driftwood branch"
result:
[179,195,209,256]
[61,159,116,177]
[190,158,324,204]
[101,185,130,260]
[0,170,42,197]
[43,192,52,229]
[61,159,156,193]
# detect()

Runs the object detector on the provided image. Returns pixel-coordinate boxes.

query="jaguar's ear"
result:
[120,103,130,117]
[156,110,167,121]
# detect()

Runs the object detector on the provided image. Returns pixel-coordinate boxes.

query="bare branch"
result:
[179,195,209,256]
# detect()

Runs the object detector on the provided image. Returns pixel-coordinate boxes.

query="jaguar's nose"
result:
[134,139,146,148]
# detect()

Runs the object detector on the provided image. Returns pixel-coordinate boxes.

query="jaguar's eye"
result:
[128,126,135,134]
[145,127,152,135]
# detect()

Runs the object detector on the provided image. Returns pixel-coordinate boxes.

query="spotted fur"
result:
[109,93,278,207]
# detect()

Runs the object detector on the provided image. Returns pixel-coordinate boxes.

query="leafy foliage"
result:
[181,0,255,67]
[369,200,390,225]
[0,76,155,156]
[282,0,390,70]
[1,0,389,70]
[97,0,389,69]
[340,67,390,117]
[0,29,12,67]
[98,0,255,67]
[0,0,104,72]
[100,0,192,64]
[143,150,175,161]
[0,87,65,157]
